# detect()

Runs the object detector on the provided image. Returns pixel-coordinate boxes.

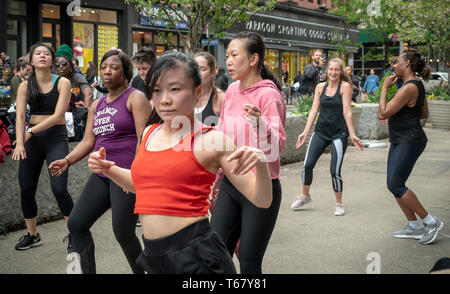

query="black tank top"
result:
[315,82,348,140]
[29,74,61,115]
[388,80,427,144]
[195,90,219,126]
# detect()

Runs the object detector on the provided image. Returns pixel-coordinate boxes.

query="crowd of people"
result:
[1,32,445,274]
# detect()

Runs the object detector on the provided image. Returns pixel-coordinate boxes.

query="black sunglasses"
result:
[55,61,71,67]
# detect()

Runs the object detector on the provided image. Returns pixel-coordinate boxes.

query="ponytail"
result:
[27,71,41,106]
[402,48,431,81]
[232,32,283,92]
[261,65,282,91]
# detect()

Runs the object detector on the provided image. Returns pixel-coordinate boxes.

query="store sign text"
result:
[245,20,352,42]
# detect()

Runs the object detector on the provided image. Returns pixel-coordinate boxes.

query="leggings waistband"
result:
[142,219,211,256]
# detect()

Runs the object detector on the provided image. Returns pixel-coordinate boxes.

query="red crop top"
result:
[131,123,217,217]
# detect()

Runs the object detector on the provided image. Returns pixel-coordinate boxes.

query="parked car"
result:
[422,72,448,92]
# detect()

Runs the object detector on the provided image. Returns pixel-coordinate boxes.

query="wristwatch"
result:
[27,127,33,136]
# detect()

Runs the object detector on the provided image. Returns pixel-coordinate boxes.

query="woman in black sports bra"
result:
[12,43,74,252]
[378,49,444,245]
[193,52,224,127]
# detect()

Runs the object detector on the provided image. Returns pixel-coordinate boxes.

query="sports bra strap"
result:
[52,74,59,87]
[142,123,162,149]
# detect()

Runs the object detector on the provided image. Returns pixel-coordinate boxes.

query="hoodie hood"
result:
[236,79,282,96]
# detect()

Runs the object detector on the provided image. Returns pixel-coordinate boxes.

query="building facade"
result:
[223,2,359,86]
[1,0,358,85]
[1,0,134,73]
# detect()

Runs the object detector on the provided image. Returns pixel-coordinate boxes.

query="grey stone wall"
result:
[0,143,89,232]
[355,103,389,140]
[280,113,308,165]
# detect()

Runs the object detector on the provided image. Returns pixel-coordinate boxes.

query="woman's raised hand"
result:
[227,146,266,175]
[88,147,115,174]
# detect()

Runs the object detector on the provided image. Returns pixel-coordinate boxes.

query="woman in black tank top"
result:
[11,43,74,252]
[291,58,363,216]
[378,49,443,245]
[193,52,224,127]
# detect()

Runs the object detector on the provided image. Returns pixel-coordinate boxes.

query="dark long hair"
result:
[401,49,431,81]
[232,31,282,91]
[145,52,202,126]
[85,61,97,79]
[27,43,55,105]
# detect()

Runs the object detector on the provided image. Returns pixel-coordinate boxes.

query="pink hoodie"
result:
[217,79,286,179]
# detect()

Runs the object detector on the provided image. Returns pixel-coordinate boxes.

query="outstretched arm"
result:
[88,147,135,193]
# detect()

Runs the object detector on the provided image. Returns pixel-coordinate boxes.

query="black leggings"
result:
[387,141,426,198]
[67,173,143,274]
[18,125,73,219]
[210,177,282,274]
[302,132,348,193]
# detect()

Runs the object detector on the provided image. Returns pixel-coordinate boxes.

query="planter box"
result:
[428,99,450,130]
[280,113,310,165]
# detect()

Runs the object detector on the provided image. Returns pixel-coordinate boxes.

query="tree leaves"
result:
[126,0,276,54]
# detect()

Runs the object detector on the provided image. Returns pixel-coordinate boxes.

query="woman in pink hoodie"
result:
[210,31,286,274]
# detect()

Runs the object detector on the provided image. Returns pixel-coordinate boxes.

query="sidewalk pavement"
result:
[0,126,449,274]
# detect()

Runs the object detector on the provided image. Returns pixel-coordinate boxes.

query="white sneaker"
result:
[291,195,311,211]
[334,203,345,216]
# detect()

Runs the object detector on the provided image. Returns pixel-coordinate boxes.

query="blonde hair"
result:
[325,58,356,89]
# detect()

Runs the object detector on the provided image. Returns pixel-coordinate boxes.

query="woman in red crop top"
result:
[87,52,273,274]
[12,43,74,252]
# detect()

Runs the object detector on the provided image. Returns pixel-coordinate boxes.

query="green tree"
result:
[126,0,276,54]
[329,0,367,59]
[374,0,449,89]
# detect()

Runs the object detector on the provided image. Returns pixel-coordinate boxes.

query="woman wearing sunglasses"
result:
[54,44,93,142]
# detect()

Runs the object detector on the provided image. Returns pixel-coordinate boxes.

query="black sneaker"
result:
[15,232,42,250]
[136,219,141,227]
[63,234,75,253]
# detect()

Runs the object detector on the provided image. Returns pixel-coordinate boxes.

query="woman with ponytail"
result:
[210,31,286,274]
[378,49,443,245]
[12,43,74,251]
[291,58,363,216]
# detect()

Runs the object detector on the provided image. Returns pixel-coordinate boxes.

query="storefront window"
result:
[42,4,60,19]
[300,54,308,73]
[73,9,118,74]
[281,51,299,86]
[97,25,119,69]
[265,49,280,83]
[133,31,153,54]
[7,0,26,16]
[74,8,117,24]
[73,22,95,73]
[42,22,52,38]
